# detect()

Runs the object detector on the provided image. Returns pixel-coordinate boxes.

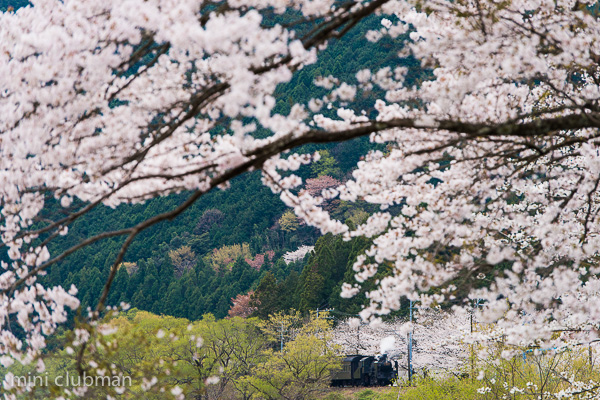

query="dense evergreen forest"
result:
[0,0,28,11]
[3,1,423,321]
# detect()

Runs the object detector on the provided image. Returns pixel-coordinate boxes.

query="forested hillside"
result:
[3,1,422,320]
[0,0,28,11]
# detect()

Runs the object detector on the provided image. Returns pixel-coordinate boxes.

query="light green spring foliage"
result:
[398,378,480,400]
[204,242,252,271]
[279,210,300,232]
[1,310,268,399]
[101,310,271,399]
[2,309,340,400]
[258,309,334,344]
[311,150,342,179]
[321,379,480,400]
[245,333,341,400]
[1,310,187,399]
[245,310,342,399]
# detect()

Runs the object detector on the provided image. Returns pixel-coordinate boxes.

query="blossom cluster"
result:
[332,310,469,375]
[282,245,315,264]
[2,1,600,396]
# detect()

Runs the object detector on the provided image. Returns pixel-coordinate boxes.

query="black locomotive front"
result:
[330,354,398,387]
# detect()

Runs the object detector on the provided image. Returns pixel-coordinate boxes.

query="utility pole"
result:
[470,304,474,382]
[408,300,415,386]
[470,299,483,381]
[315,307,334,338]
[356,324,360,354]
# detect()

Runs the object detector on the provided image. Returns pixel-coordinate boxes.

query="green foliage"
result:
[0,0,29,11]
[250,233,372,318]
[329,380,479,400]
[168,245,196,277]
[311,150,343,179]
[246,333,340,400]
[244,311,342,400]
[2,309,345,399]
[399,378,480,400]
[322,393,346,400]
[0,310,273,399]
[279,210,300,232]
[205,243,251,271]
[251,271,281,318]
[299,233,370,314]
[345,208,369,227]
[35,172,308,320]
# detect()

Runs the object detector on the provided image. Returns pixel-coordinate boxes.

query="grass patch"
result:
[399,378,480,400]
[322,378,480,400]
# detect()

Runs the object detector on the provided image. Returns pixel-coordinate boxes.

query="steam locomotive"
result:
[330,354,398,387]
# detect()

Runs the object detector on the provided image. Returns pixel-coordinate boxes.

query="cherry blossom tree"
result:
[283,245,315,264]
[303,175,342,211]
[245,251,274,269]
[2,0,600,396]
[332,310,469,377]
[227,292,257,319]
[304,176,342,197]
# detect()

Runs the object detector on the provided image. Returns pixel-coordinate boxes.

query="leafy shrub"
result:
[399,378,480,400]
